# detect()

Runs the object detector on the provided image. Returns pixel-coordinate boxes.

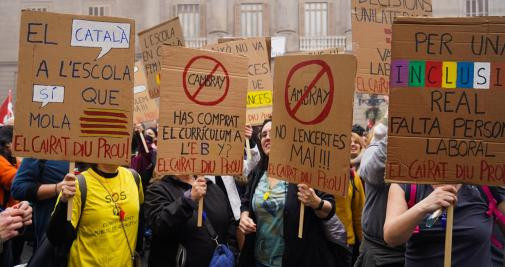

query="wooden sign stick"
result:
[245,139,252,160]
[67,162,75,221]
[298,204,305,238]
[197,198,204,227]
[138,129,149,153]
[444,205,455,267]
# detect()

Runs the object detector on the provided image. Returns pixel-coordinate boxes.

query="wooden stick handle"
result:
[444,205,454,267]
[138,129,149,153]
[66,162,75,221]
[197,198,204,227]
[245,139,252,160]
[298,204,305,239]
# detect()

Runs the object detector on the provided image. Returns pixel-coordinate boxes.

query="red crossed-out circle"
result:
[182,55,230,106]
[284,60,334,125]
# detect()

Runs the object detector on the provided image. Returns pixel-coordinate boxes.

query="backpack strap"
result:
[407,184,417,209]
[75,174,87,230]
[480,185,505,225]
[129,169,141,189]
[404,184,420,234]
[73,169,139,230]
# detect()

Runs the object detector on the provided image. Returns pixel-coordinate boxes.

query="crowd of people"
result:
[0,117,503,267]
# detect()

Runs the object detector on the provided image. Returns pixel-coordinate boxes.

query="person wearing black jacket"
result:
[238,119,337,267]
[144,174,237,267]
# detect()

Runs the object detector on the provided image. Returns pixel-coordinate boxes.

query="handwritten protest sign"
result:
[386,17,505,186]
[206,38,273,125]
[291,47,341,56]
[351,0,432,94]
[13,11,134,165]
[269,54,357,196]
[138,18,184,98]
[133,62,158,124]
[157,46,248,175]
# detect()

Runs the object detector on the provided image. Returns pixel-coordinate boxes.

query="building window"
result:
[176,4,200,38]
[240,3,264,37]
[24,7,48,11]
[466,0,488,16]
[88,5,110,16]
[304,2,328,36]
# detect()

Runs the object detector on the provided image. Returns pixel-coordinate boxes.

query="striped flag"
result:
[0,90,13,125]
[79,108,129,137]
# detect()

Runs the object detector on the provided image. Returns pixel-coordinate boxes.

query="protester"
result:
[355,137,405,267]
[384,184,505,267]
[238,118,337,267]
[0,125,27,265]
[334,133,366,265]
[0,201,32,266]
[131,132,157,256]
[145,127,158,148]
[207,124,261,223]
[144,174,237,267]
[47,164,143,267]
[11,159,69,249]
[350,132,366,171]
[0,126,20,209]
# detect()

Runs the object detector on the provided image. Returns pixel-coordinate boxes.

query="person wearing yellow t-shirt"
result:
[47,164,143,267]
[333,132,366,266]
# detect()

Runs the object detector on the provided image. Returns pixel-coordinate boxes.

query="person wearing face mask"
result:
[238,118,337,267]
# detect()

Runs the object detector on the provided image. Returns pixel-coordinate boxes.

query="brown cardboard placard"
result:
[269,54,357,196]
[138,18,184,99]
[157,46,248,175]
[13,11,134,165]
[386,17,505,185]
[205,38,273,125]
[351,0,432,95]
[133,61,159,124]
[291,47,341,56]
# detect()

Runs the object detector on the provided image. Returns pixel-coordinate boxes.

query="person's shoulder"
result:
[45,160,69,171]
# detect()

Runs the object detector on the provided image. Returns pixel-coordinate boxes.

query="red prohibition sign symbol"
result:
[284,60,334,125]
[182,55,230,106]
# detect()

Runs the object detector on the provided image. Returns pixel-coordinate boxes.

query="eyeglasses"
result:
[258,130,271,139]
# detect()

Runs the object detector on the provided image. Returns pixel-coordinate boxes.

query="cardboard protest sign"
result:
[157,46,248,175]
[14,11,134,165]
[133,62,159,124]
[291,47,341,56]
[138,18,184,98]
[269,54,357,196]
[386,17,505,185]
[351,0,432,94]
[206,38,273,125]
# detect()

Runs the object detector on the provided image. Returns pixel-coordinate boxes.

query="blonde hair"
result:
[351,132,366,156]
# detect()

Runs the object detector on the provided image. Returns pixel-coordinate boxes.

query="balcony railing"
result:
[299,36,347,51]
[185,37,208,48]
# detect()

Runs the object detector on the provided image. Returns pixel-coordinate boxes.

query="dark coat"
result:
[239,167,338,267]
[145,176,237,267]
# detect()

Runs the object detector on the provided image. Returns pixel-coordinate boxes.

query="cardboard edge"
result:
[394,16,505,25]
[138,17,181,36]
[21,9,135,24]
[160,45,250,78]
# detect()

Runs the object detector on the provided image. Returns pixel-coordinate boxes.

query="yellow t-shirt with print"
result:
[62,167,143,267]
